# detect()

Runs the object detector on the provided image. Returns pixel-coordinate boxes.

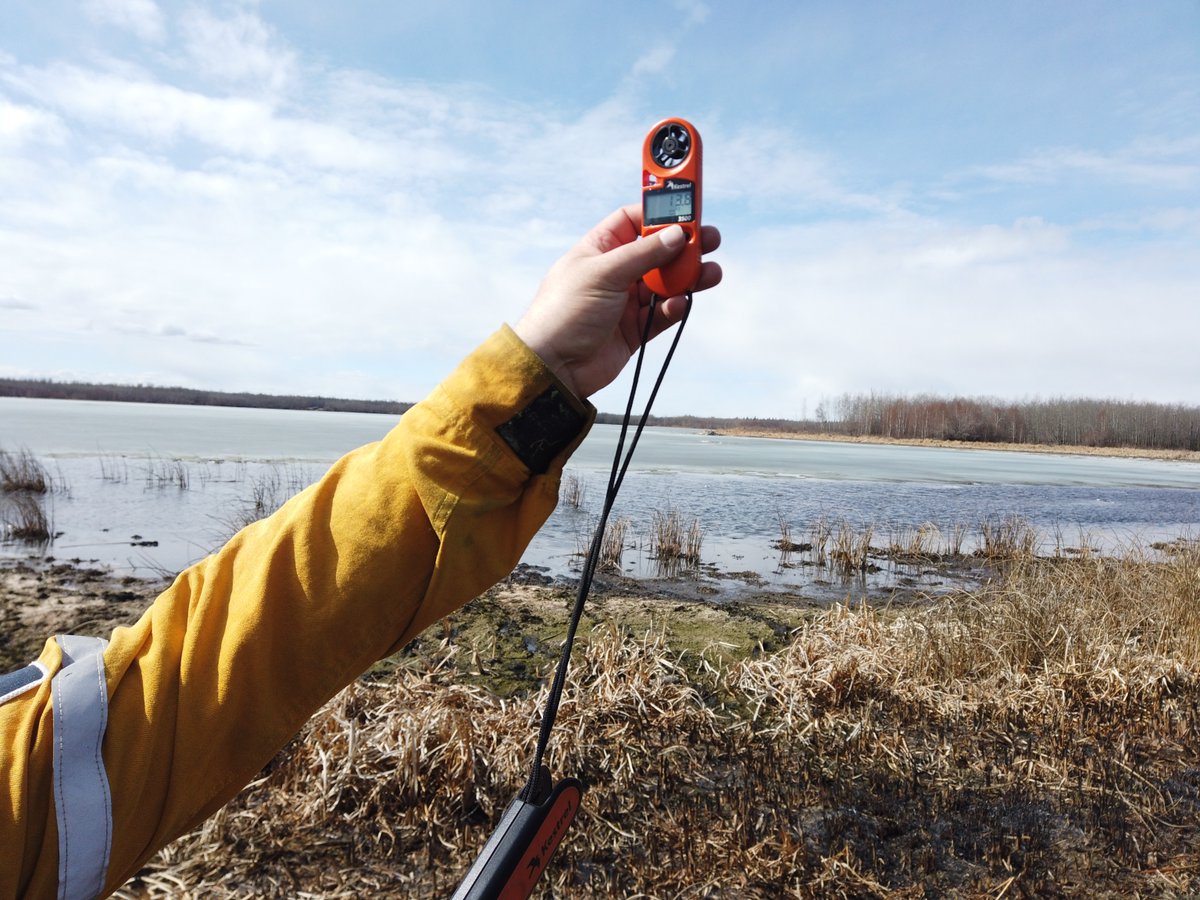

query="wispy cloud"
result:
[178,7,298,95]
[670,0,710,27]
[82,0,166,43]
[0,97,64,147]
[972,140,1200,190]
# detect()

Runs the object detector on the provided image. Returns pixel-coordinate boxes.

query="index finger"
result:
[574,204,642,257]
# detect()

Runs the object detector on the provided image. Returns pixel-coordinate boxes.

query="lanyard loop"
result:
[521,292,693,801]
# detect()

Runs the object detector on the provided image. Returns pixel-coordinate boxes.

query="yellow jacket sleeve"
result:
[0,326,594,898]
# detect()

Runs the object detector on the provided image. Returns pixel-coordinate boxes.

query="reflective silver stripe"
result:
[52,634,112,900]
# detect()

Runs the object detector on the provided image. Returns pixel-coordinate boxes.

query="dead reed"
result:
[223,464,317,535]
[773,515,810,554]
[561,472,586,510]
[98,452,130,483]
[143,455,191,490]
[977,515,1039,560]
[809,515,832,565]
[0,447,50,493]
[0,493,53,543]
[650,506,703,565]
[118,542,1200,897]
[830,520,876,575]
[598,516,630,573]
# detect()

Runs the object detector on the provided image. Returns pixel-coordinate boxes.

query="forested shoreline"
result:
[0,377,412,416]
[4,378,1198,452]
[652,395,1200,453]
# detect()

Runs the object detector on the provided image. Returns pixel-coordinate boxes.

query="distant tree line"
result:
[0,378,412,416]
[601,395,1200,452]
[830,394,1200,451]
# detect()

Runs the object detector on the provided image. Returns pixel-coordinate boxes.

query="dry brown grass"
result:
[650,506,703,567]
[0,447,50,493]
[0,493,53,543]
[119,542,1200,898]
[561,472,586,510]
[598,515,631,573]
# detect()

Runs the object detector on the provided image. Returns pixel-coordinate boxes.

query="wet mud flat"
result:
[0,557,162,671]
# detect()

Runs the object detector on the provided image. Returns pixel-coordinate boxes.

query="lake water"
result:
[2,397,1198,596]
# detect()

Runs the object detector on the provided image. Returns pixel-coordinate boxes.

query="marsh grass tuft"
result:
[560,472,586,510]
[773,515,810,555]
[98,452,130,484]
[222,463,317,536]
[143,455,191,490]
[598,516,630,573]
[0,492,53,543]
[977,515,1039,560]
[0,447,50,493]
[830,520,876,575]
[809,515,832,565]
[650,505,703,566]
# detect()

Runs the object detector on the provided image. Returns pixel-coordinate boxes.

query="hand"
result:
[513,204,722,399]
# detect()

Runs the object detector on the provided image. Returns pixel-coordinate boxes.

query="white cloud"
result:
[632,46,676,77]
[670,0,710,27]
[82,0,166,43]
[0,97,64,147]
[974,141,1200,190]
[5,62,392,171]
[708,124,894,215]
[179,8,298,95]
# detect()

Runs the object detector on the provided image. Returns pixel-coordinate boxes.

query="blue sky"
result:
[1,1,1197,418]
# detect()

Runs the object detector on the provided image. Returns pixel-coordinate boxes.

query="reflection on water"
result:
[2,401,1198,596]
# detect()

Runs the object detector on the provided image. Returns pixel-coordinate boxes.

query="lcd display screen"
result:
[644,187,694,226]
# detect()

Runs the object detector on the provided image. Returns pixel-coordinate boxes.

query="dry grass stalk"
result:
[977,516,1039,560]
[809,516,832,564]
[143,455,191,490]
[0,493,53,543]
[830,521,875,575]
[650,506,703,565]
[98,452,130,483]
[598,516,630,573]
[122,542,1200,897]
[224,464,317,535]
[560,472,586,510]
[0,447,50,493]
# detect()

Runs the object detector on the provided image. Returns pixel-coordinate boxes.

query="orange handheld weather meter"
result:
[641,117,702,297]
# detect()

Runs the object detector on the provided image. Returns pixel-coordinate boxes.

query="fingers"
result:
[695,259,723,292]
[576,205,723,299]
[596,223,692,289]
[576,204,641,256]
[582,205,721,258]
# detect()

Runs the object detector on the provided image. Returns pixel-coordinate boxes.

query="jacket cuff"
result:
[439,325,595,474]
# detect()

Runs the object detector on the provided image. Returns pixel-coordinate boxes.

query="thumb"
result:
[598,225,688,288]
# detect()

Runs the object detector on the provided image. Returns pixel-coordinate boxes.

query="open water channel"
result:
[2,397,1198,598]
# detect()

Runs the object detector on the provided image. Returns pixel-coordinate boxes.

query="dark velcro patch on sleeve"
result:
[496,386,587,475]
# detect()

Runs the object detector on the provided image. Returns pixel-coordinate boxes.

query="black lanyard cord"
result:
[520,292,693,802]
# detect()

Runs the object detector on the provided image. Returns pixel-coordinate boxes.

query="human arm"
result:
[0,205,720,897]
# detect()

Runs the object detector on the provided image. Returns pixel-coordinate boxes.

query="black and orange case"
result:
[450,773,583,900]
[641,117,703,297]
